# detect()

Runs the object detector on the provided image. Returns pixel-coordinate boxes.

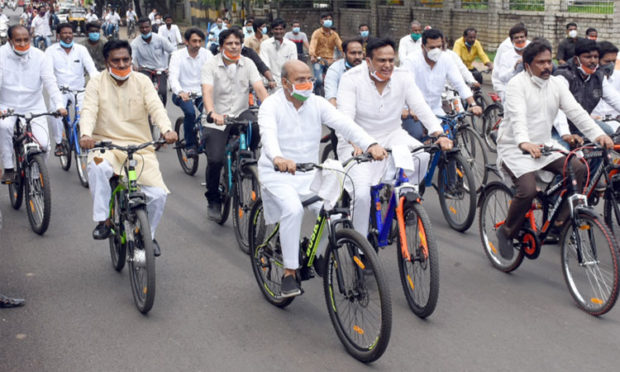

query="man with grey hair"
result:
[398,20,422,62]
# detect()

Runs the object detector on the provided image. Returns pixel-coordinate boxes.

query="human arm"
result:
[504,76,533,151]
[142,75,174,139]
[168,51,183,96]
[302,33,310,52]
[602,76,620,113]
[81,46,98,78]
[174,26,182,45]
[249,61,269,101]
[319,98,379,156]
[40,55,65,113]
[558,79,609,147]
[78,76,100,148]
[200,59,224,125]
[449,50,477,85]
[474,41,492,69]
[161,36,175,55]
[324,61,341,101]
[257,96,285,164]
[309,30,318,62]
[242,46,272,82]
[403,74,443,136]
[556,41,566,65]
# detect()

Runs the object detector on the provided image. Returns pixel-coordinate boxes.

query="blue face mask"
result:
[261,26,268,35]
[360,30,369,38]
[465,41,473,47]
[141,32,152,40]
[292,27,300,33]
[323,19,333,28]
[59,39,74,48]
[88,32,100,42]
[344,60,353,69]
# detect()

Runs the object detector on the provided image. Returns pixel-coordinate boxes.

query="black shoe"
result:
[280,274,302,298]
[207,202,221,221]
[93,222,111,240]
[0,294,25,308]
[54,143,65,157]
[544,224,563,245]
[185,146,198,157]
[496,226,513,260]
[1,168,15,184]
[153,239,161,257]
[313,255,325,278]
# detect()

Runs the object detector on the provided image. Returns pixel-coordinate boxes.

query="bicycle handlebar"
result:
[59,86,85,94]
[92,139,166,153]
[0,110,61,120]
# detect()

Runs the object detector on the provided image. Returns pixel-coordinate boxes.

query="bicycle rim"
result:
[128,208,156,314]
[75,147,89,188]
[478,183,524,272]
[26,155,51,235]
[561,213,620,316]
[397,202,439,318]
[324,229,392,363]
[233,167,259,254]
[483,105,502,153]
[174,117,199,175]
[59,139,71,171]
[438,153,476,232]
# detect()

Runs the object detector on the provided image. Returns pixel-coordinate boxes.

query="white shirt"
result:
[492,41,529,96]
[337,62,442,141]
[446,49,476,85]
[593,73,620,118]
[398,34,421,63]
[158,24,182,46]
[169,47,212,95]
[126,10,137,22]
[45,43,98,91]
[324,58,348,100]
[31,13,51,36]
[259,37,297,84]
[0,44,63,113]
[0,14,8,23]
[131,33,175,70]
[148,11,156,23]
[497,72,605,178]
[493,37,513,69]
[401,51,473,115]
[85,13,98,23]
[106,12,121,25]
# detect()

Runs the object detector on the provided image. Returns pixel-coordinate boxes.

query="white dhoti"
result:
[337,129,430,235]
[88,159,167,239]
[52,92,84,145]
[0,116,50,169]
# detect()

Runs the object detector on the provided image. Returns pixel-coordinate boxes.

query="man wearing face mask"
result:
[398,20,422,63]
[309,13,343,94]
[208,17,228,52]
[453,27,493,85]
[592,41,620,122]
[258,60,386,297]
[243,18,254,39]
[284,21,309,62]
[324,37,364,106]
[401,29,482,139]
[586,28,598,41]
[131,18,175,106]
[359,23,370,52]
[492,23,530,101]
[80,22,107,71]
[557,22,582,65]
[336,38,452,238]
[259,18,297,88]
[0,25,67,184]
[78,40,177,254]
[30,5,51,49]
[46,23,97,157]
[495,40,613,258]
[201,28,268,219]
[158,15,182,47]
[243,18,267,54]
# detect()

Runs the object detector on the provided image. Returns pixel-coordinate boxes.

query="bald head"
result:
[281,60,310,81]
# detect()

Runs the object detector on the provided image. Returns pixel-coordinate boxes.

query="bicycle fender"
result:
[574,206,597,219]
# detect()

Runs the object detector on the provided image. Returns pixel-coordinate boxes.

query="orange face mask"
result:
[223,49,241,62]
[108,66,132,81]
[12,42,30,55]
[513,40,527,50]
[287,80,313,101]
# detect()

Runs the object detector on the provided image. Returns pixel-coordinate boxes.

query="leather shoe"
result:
[0,294,25,308]
[207,202,221,221]
[152,239,161,257]
[93,222,111,240]
[496,226,514,260]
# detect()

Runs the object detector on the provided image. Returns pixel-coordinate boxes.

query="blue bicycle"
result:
[58,86,89,188]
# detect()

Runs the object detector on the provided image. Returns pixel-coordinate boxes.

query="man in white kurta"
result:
[258,60,385,297]
[258,19,297,87]
[0,26,66,184]
[46,23,98,155]
[336,38,452,237]
[496,40,612,259]
[158,15,183,46]
[79,40,177,255]
[397,20,422,64]
[492,24,529,101]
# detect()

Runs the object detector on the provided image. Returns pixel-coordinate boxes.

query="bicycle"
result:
[127,19,136,39]
[173,92,204,176]
[312,57,329,97]
[139,67,168,151]
[478,145,620,316]
[1,110,60,234]
[358,145,440,318]
[481,97,504,153]
[57,86,89,188]
[93,139,165,314]
[248,160,392,363]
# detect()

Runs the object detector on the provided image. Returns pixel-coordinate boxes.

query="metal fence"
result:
[509,0,544,11]
[566,0,614,14]
[460,0,489,9]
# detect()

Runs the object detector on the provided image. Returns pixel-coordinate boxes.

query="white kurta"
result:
[497,71,605,178]
[492,41,529,100]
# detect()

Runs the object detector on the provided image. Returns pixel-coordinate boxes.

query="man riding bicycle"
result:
[30,5,51,49]
[324,37,364,107]
[45,22,97,157]
[79,39,178,257]
[258,59,386,297]
[169,28,212,156]
[452,27,494,85]
[80,22,107,71]
[0,25,67,184]
[309,13,343,95]
[495,40,613,258]
[201,28,268,219]
[131,17,175,107]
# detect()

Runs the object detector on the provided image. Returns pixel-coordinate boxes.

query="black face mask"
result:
[601,63,615,78]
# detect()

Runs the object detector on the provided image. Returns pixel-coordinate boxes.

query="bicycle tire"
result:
[482,103,503,153]
[561,211,620,316]
[438,152,476,232]
[603,195,620,241]
[109,179,126,272]
[128,208,156,314]
[233,164,260,254]
[471,92,487,134]
[454,126,488,190]
[323,228,392,363]
[320,143,335,163]
[214,165,231,225]
[8,160,23,210]
[396,201,439,318]
[174,117,199,176]
[25,154,51,235]
[249,200,294,308]
[59,119,71,171]
[478,182,524,272]
[75,145,89,188]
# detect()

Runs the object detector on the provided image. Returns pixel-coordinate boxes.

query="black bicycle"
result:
[1,110,60,234]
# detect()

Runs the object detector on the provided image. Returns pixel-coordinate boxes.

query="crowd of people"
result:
[1,7,619,314]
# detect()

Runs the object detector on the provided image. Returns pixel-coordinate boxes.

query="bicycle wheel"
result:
[58,120,71,171]
[438,152,476,232]
[603,194,620,240]
[25,154,51,235]
[561,211,620,316]
[249,200,294,308]
[478,182,524,272]
[128,208,156,314]
[8,160,23,210]
[74,145,89,188]
[214,165,231,225]
[323,229,392,363]
[454,126,488,190]
[396,201,439,318]
[233,164,260,254]
[471,92,487,134]
[174,117,199,176]
[109,179,126,272]
[482,103,503,153]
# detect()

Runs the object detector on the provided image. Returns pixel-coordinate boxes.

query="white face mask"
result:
[568,30,578,38]
[527,68,548,88]
[426,47,442,62]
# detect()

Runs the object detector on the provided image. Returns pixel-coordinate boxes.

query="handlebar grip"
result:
[94,141,112,148]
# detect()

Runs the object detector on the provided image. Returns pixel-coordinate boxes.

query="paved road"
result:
[2,7,620,372]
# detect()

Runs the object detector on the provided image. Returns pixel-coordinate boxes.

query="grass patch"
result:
[567,3,613,14]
